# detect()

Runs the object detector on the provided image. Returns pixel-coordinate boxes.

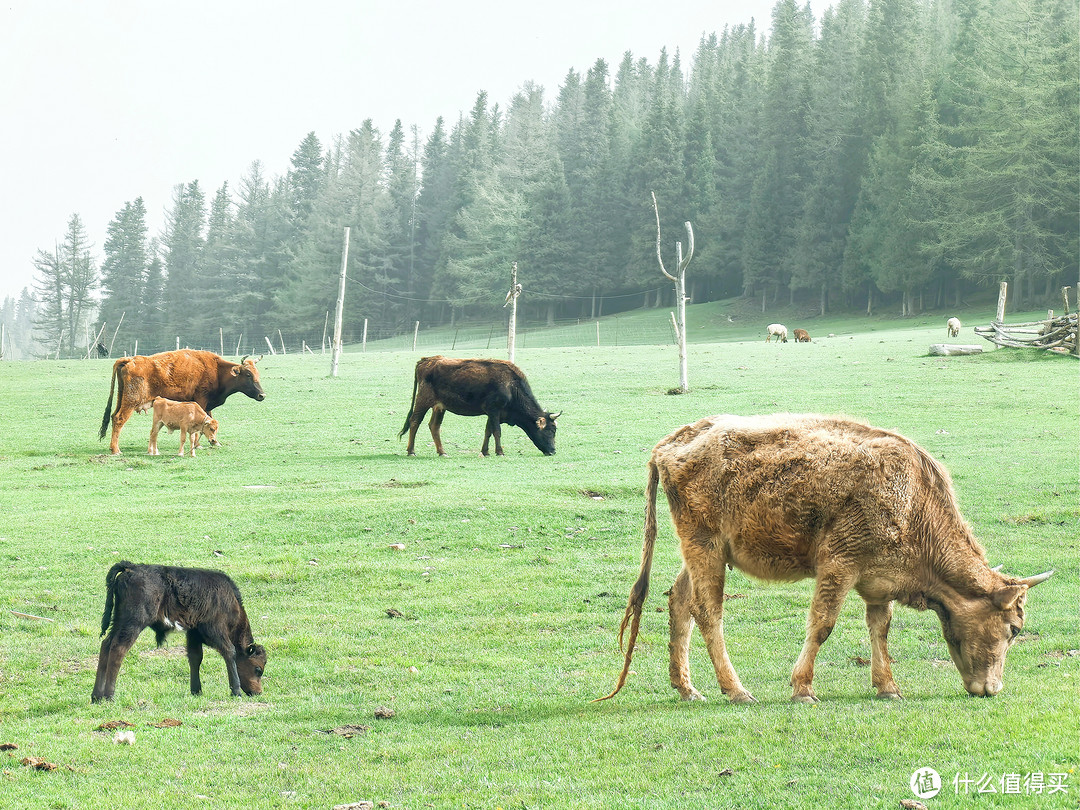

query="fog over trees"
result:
[7,0,1077,359]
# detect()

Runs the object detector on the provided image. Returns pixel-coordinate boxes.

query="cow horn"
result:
[550,411,562,421]
[1018,570,1054,588]
[240,355,249,364]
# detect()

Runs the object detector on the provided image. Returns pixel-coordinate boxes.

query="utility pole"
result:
[331,227,350,377]
[504,262,522,364]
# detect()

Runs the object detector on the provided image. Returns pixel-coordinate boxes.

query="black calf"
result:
[91,561,266,702]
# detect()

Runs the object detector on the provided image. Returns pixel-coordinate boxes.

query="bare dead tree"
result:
[653,192,694,393]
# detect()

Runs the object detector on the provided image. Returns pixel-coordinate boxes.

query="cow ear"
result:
[230,366,241,377]
[991,584,1025,611]
[536,417,547,430]
[245,644,264,657]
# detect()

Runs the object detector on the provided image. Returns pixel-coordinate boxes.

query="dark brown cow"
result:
[793,328,811,342]
[399,356,560,456]
[100,350,265,454]
[598,414,1052,703]
[92,561,266,702]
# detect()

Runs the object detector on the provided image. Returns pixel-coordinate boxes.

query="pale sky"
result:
[1,0,805,303]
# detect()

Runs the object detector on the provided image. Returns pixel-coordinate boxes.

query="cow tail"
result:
[100,562,130,636]
[398,367,421,439]
[593,459,661,702]
[99,361,121,440]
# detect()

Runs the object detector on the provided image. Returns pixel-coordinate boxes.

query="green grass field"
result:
[1,303,1076,809]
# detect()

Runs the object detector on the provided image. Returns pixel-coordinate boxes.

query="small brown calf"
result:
[142,397,219,456]
[793,328,811,342]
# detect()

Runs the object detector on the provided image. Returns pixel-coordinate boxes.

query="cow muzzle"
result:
[964,677,1002,697]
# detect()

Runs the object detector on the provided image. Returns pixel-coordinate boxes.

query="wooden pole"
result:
[278,329,286,355]
[506,262,520,364]
[235,334,242,356]
[108,312,125,358]
[652,192,694,393]
[322,311,329,353]
[331,227,350,378]
[362,319,368,352]
[412,321,420,351]
[219,327,224,356]
[134,339,138,356]
[995,281,1008,324]
[264,336,275,354]
[596,321,600,347]
[86,321,107,359]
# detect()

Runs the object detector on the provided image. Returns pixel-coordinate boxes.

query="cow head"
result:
[931,571,1052,696]
[201,417,220,447]
[233,355,266,401]
[235,643,267,696]
[525,411,560,456]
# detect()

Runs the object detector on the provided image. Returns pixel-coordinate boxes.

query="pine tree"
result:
[98,198,149,352]
[32,213,97,357]
[163,181,207,344]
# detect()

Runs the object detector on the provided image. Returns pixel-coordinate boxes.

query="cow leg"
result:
[667,567,704,701]
[790,570,855,703]
[91,634,115,701]
[92,626,142,702]
[865,601,902,700]
[428,406,448,456]
[148,421,161,455]
[482,413,503,456]
[178,427,189,457]
[186,631,204,696]
[689,567,756,704]
[405,406,427,455]
[676,534,755,703]
[110,404,137,455]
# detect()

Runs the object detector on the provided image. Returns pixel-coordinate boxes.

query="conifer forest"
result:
[6,0,1078,359]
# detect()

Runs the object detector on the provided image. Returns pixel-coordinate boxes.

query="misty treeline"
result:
[8,0,1077,360]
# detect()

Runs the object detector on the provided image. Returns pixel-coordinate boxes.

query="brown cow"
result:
[598,414,1052,704]
[143,397,219,456]
[100,350,265,454]
[399,356,560,456]
[793,328,811,342]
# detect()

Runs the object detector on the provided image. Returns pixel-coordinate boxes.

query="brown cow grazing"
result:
[100,350,265,454]
[597,414,1052,704]
[92,561,267,702]
[143,397,219,456]
[793,328,811,342]
[399,356,560,456]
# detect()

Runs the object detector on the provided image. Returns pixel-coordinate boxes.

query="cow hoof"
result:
[728,690,757,704]
[875,689,903,701]
[679,689,706,702]
[790,693,819,704]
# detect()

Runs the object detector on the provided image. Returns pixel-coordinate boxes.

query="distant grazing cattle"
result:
[597,414,1052,704]
[947,317,962,337]
[399,356,560,456]
[100,350,265,454]
[793,328,811,343]
[92,561,267,702]
[766,323,788,343]
[142,397,219,456]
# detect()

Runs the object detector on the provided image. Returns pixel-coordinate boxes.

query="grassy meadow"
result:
[0,303,1077,809]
